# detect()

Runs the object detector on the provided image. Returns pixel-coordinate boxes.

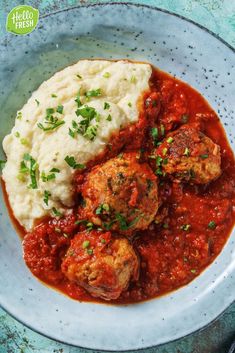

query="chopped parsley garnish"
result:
[56,105,64,114]
[15,131,20,138]
[183,147,190,156]
[162,223,169,229]
[38,108,65,132]
[50,167,60,173]
[156,156,163,166]
[41,168,60,182]
[20,138,29,146]
[103,72,111,78]
[106,114,112,122]
[76,74,82,79]
[104,102,110,110]
[151,127,158,146]
[35,99,40,106]
[82,240,90,249]
[200,154,209,159]
[208,221,216,229]
[162,147,168,156]
[163,158,168,165]
[43,190,51,206]
[128,102,132,107]
[115,213,139,231]
[84,125,98,140]
[181,224,191,231]
[101,238,106,244]
[167,137,174,144]
[96,203,110,215]
[191,269,197,274]
[19,153,38,189]
[155,168,163,176]
[75,91,82,107]
[52,207,62,217]
[87,248,93,255]
[85,88,101,99]
[64,155,85,170]
[181,114,189,123]
[0,160,6,171]
[147,179,153,191]
[75,106,100,141]
[130,75,137,84]
[51,93,57,98]
[17,112,22,120]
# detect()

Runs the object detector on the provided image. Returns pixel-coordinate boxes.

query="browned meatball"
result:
[151,126,221,184]
[61,230,139,300]
[81,153,159,235]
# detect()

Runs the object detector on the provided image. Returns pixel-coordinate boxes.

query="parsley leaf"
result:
[64,155,85,170]
[43,190,51,206]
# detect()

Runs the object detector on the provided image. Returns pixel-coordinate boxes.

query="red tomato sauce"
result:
[2,66,235,304]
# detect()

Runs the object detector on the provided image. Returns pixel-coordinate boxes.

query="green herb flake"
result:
[0,160,6,170]
[51,93,57,98]
[38,108,65,132]
[151,127,158,146]
[128,102,132,107]
[82,240,90,249]
[200,154,209,159]
[76,74,82,79]
[155,168,163,176]
[43,190,51,206]
[208,221,216,230]
[35,99,40,106]
[156,156,163,166]
[103,72,111,78]
[16,112,23,120]
[183,148,190,156]
[85,88,101,99]
[130,75,137,84]
[167,137,174,144]
[87,248,93,255]
[50,168,60,173]
[106,114,112,122]
[162,147,168,156]
[162,223,169,229]
[104,102,110,110]
[20,138,29,146]
[96,203,110,215]
[64,155,85,170]
[181,224,191,231]
[15,131,20,138]
[56,105,64,114]
[52,207,62,217]
[191,269,197,274]
[20,154,38,189]
[101,239,106,244]
[75,91,82,107]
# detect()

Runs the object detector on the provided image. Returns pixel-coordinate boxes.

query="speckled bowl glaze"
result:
[0,3,234,351]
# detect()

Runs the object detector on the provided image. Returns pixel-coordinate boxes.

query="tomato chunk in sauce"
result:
[6,66,235,304]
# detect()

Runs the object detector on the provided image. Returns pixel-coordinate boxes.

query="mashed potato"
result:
[2,60,152,230]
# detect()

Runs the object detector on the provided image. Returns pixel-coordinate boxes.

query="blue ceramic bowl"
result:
[0,3,234,350]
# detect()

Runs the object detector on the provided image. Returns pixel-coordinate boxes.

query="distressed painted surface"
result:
[0,0,234,352]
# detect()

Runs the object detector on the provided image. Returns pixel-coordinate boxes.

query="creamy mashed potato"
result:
[2,60,152,230]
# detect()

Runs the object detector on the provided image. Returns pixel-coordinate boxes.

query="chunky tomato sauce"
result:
[2,66,235,304]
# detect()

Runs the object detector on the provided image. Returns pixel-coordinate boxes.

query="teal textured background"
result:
[0,1,234,352]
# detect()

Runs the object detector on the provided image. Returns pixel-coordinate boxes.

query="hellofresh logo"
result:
[6,5,39,35]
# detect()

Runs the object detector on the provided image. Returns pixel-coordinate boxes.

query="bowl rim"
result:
[0,2,234,350]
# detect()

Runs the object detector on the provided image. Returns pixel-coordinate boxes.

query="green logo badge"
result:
[6,5,39,35]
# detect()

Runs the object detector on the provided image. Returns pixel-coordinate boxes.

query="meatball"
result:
[151,125,221,184]
[61,230,139,300]
[81,153,159,234]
